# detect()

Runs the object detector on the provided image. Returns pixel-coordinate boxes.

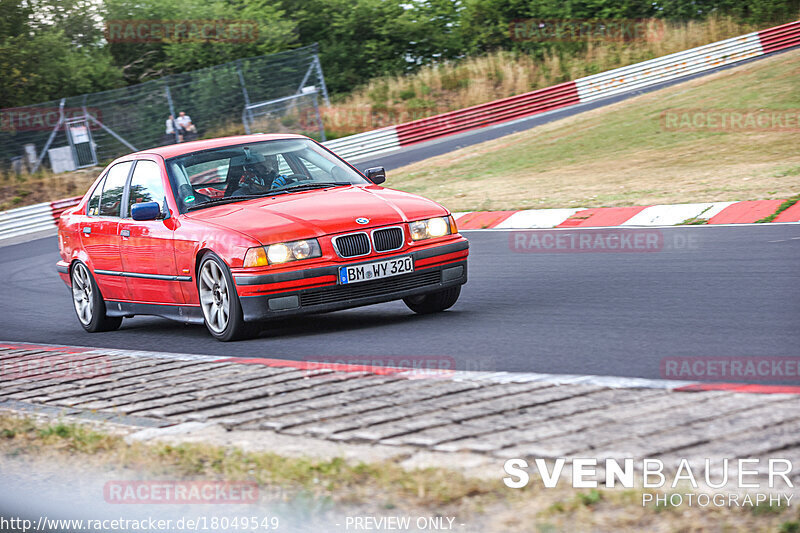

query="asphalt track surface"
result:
[2,224,799,383]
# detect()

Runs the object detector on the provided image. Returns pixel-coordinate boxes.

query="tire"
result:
[70,262,123,332]
[197,252,252,341]
[403,286,461,315]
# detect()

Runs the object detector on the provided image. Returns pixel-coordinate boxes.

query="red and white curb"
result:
[3,197,796,247]
[2,341,797,395]
[453,199,800,230]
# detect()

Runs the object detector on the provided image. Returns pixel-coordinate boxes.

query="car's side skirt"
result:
[105,300,205,324]
[95,269,193,282]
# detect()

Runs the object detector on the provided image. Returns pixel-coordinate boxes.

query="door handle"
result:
[82,227,91,235]
[120,229,130,237]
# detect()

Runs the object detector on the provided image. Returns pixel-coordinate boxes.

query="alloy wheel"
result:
[71,263,94,325]
[199,259,230,333]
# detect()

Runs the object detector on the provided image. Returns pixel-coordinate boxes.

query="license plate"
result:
[339,256,414,284]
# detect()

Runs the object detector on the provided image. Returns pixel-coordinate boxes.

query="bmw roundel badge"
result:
[355,217,369,224]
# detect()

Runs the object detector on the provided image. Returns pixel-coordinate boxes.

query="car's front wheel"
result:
[198,253,252,341]
[71,262,122,332]
[403,286,461,314]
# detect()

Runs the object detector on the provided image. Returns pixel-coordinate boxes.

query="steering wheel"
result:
[271,174,308,189]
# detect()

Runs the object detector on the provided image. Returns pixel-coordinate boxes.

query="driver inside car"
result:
[227,152,291,196]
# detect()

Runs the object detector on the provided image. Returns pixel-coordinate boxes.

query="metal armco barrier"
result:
[395,81,580,146]
[0,197,80,242]
[322,127,400,160]
[323,19,799,160]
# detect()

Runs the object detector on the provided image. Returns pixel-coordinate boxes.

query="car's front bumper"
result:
[236,239,468,322]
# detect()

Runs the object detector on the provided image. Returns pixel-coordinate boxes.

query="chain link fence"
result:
[0,44,329,175]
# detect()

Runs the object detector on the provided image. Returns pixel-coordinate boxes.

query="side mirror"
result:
[365,167,386,185]
[131,201,162,221]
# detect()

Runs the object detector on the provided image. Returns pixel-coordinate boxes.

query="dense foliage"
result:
[1,0,798,107]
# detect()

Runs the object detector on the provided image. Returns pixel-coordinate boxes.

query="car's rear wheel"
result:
[403,286,461,314]
[71,262,122,332]
[198,253,251,341]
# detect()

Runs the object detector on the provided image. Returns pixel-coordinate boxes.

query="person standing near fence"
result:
[176,111,197,142]
[163,115,178,145]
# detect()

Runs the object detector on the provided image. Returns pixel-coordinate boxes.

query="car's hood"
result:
[183,185,448,244]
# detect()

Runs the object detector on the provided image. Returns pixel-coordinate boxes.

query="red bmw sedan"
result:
[56,134,469,341]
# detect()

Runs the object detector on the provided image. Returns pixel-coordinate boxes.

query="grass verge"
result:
[0,167,101,211]
[2,412,799,532]
[388,48,800,213]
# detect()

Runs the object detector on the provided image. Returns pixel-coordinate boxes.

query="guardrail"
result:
[0,197,80,242]
[324,19,800,161]
[322,127,400,161]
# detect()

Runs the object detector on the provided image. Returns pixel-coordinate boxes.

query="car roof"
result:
[133,133,308,160]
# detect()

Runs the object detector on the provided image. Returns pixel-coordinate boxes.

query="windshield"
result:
[166,138,369,212]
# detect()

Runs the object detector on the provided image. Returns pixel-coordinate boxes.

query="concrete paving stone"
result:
[278,399,397,435]
[281,381,484,436]
[185,374,391,420]
[498,390,771,458]
[0,351,114,380]
[0,351,96,379]
[332,415,456,443]
[24,363,242,404]
[330,385,603,444]
[0,353,115,395]
[435,390,718,453]
[73,365,289,408]
[199,375,398,425]
[7,358,201,401]
[42,360,213,406]
[238,382,442,430]
[78,367,326,411]
[567,395,799,459]
[137,371,353,419]
[383,414,516,447]
[0,350,52,363]
[655,402,800,461]
[410,388,667,449]
[55,363,247,402]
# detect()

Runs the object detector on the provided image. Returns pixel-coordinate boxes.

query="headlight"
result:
[409,217,453,241]
[244,239,322,267]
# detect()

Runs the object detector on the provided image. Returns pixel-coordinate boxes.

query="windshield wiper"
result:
[185,194,283,211]
[271,182,351,193]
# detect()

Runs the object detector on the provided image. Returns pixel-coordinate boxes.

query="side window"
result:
[296,155,329,180]
[276,155,292,176]
[128,160,166,215]
[98,161,133,217]
[86,177,105,216]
